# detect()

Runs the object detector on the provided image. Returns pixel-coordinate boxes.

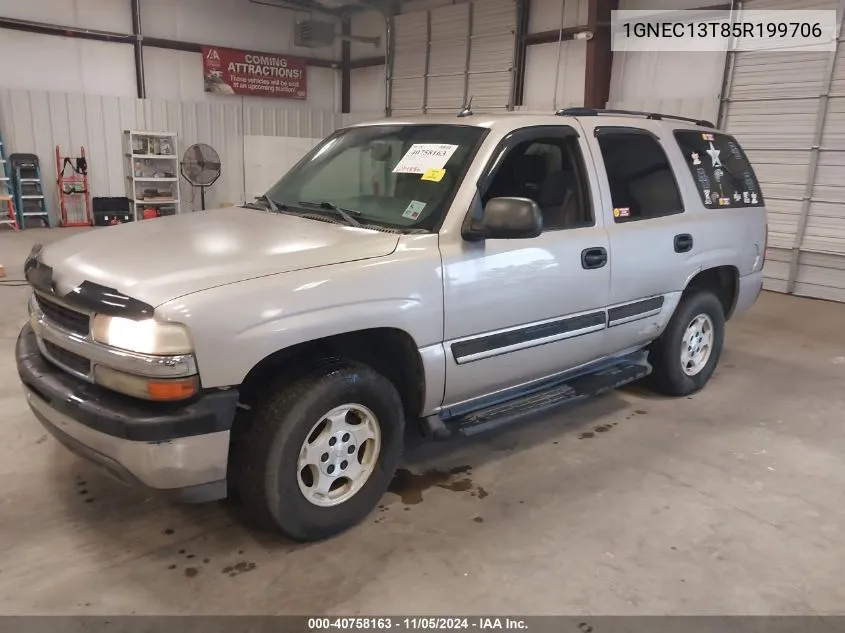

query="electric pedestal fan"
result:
[180,143,221,210]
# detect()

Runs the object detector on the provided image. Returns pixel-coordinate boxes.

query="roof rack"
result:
[555,107,714,128]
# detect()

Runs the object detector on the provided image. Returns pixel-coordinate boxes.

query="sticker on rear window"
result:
[393,144,459,174]
[675,130,764,209]
[402,200,426,220]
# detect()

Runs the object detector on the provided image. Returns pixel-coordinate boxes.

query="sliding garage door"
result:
[723,0,845,301]
[390,0,517,116]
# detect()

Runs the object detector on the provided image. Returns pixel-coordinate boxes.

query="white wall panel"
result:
[608,50,723,124]
[608,0,727,123]
[139,0,339,60]
[243,135,322,200]
[0,87,364,223]
[523,40,586,111]
[0,30,137,97]
[350,67,386,114]
[0,0,131,31]
[528,0,589,34]
[0,0,344,110]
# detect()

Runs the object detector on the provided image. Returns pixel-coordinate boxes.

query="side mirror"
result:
[475,197,543,240]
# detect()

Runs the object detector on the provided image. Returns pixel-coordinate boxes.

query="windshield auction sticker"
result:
[393,144,459,174]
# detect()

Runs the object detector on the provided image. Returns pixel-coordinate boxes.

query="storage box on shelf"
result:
[123,131,180,220]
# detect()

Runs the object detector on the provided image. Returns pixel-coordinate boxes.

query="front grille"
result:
[42,340,91,376]
[36,294,90,336]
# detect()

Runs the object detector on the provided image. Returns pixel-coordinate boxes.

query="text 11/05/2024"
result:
[308,618,529,631]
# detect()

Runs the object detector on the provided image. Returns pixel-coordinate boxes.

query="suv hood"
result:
[40,208,400,307]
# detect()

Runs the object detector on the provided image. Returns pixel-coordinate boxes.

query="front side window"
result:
[674,130,764,209]
[483,135,593,230]
[265,124,486,231]
[596,130,684,222]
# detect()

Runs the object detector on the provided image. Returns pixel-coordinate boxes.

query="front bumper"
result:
[16,324,238,502]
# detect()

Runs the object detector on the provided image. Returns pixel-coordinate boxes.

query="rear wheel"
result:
[234,360,404,541]
[648,290,725,397]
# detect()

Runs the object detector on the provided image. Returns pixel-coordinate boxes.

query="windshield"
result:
[264,124,487,231]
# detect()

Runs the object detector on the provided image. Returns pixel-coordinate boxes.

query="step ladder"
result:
[0,132,19,231]
[56,145,93,227]
[11,153,49,228]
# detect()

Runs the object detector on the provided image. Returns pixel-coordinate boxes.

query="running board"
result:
[450,358,651,437]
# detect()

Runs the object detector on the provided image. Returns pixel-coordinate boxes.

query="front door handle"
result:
[581,247,608,270]
[674,234,693,253]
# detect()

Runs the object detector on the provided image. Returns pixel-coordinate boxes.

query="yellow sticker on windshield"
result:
[421,168,446,182]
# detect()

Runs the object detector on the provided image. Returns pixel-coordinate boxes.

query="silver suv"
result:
[16,108,767,541]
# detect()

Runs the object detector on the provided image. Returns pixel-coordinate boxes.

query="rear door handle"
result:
[581,247,608,269]
[674,234,693,253]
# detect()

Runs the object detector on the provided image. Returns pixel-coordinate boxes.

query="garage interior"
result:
[1,0,845,616]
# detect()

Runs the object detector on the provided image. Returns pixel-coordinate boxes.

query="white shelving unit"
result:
[123,130,180,220]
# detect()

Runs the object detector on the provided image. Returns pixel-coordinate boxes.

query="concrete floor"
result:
[1,227,845,615]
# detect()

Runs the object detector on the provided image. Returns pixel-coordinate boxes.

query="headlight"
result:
[91,315,193,355]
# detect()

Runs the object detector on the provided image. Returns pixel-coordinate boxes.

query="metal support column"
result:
[510,0,530,109]
[384,13,394,116]
[341,16,351,114]
[584,0,617,109]
[422,10,431,113]
[716,0,741,129]
[462,3,474,107]
[131,0,146,99]
[552,0,566,111]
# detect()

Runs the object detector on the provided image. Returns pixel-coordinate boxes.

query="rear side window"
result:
[674,130,764,209]
[596,130,684,222]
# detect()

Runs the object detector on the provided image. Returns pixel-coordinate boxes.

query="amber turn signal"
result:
[94,365,199,401]
[146,377,200,401]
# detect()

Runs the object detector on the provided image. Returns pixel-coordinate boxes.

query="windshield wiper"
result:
[255,194,281,212]
[297,200,362,228]
[244,194,285,212]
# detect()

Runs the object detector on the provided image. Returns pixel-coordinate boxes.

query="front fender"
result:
[156,234,444,390]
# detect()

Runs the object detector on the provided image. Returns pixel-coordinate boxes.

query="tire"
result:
[647,290,725,397]
[234,360,404,541]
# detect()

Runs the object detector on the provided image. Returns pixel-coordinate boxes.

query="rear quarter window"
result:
[674,130,764,209]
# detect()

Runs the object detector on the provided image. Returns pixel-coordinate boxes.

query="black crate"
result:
[92,197,132,226]
[93,196,130,214]
[93,212,133,226]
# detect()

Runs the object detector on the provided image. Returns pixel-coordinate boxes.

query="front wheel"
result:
[648,290,725,397]
[234,360,404,541]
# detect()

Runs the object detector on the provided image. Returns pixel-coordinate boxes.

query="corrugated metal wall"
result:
[390,0,517,115]
[0,88,380,221]
[723,0,845,302]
